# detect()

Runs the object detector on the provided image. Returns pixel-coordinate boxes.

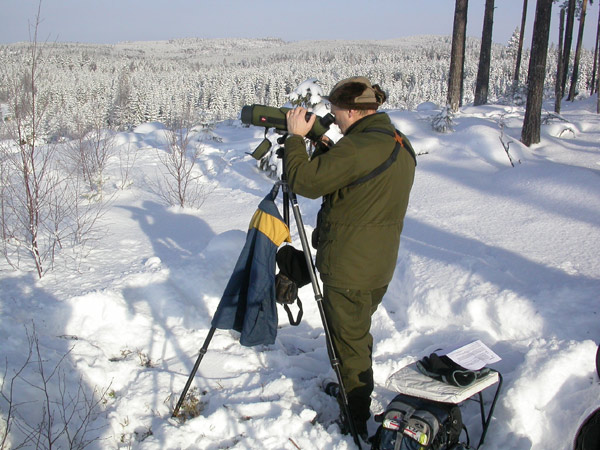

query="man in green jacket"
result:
[284,76,416,439]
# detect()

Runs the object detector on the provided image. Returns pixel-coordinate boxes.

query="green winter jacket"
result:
[284,112,416,290]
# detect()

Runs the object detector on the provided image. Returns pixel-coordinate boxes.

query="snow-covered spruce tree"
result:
[431,106,455,133]
[287,77,324,108]
[507,28,521,61]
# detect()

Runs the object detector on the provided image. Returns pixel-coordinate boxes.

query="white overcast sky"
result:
[1,0,598,50]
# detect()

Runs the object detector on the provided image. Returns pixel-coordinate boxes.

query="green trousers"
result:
[323,284,388,426]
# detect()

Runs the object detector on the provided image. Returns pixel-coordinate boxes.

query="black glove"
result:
[416,353,491,387]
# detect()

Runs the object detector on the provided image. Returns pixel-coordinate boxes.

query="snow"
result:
[1,97,599,450]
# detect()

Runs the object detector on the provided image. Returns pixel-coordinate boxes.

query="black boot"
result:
[323,381,370,443]
[338,408,369,443]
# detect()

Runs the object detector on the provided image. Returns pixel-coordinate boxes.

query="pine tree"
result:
[474,0,496,105]
[514,0,529,85]
[556,7,566,113]
[522,0,554,146]
[567,0,590,100]
[448,0,469,112]
[591,4,600,95]
[561,0,577,97]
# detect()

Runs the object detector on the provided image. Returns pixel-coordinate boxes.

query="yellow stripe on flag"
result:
[248,210,291,246]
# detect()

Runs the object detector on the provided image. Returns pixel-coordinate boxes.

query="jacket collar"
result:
[344,111,390,136]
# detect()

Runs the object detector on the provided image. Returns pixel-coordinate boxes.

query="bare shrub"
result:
[0,137,107,275]
[0,324,111,449]
[0,1,106,276]
[66,121,115,200]
[116,142,138,190]
[155,106,208,209]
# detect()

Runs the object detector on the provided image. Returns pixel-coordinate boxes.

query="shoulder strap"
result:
[346,128,416,189]
[367,127,417,166]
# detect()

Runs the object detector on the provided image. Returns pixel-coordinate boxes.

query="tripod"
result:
[277,144,363,449]
[172,138,363,449]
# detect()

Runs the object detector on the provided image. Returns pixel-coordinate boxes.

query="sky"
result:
[1,0,599,50]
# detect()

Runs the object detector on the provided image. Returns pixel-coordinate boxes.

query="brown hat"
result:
[326,76,387,110]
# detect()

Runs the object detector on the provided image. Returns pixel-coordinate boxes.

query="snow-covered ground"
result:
[1,98,599,450]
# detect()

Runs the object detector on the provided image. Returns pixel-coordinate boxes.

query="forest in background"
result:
[0,35,596,140]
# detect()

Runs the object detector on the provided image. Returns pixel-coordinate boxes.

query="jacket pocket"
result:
[316,237,332,276]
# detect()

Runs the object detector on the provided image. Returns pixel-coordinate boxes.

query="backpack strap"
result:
[346,128,416,189]
[389,403,416,450]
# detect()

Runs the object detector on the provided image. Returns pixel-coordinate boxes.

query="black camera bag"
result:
[275,245,311,326]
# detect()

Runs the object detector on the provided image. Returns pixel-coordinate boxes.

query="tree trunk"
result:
[447,0,469,112]
[522,0,553,147]
[591,4,600,95]
[567,0,588,101]
[555,8,565,113]
[561,0,576,97]
[474,0,495,105]
[460,18,468,107]
[514,0,529,85]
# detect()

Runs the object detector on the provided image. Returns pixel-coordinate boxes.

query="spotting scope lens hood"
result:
[241,104,334,141]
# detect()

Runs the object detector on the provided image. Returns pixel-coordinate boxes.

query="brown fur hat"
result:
[326,76,387,110]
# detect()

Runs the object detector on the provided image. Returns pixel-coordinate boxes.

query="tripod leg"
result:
[172,326,216,418]
[288,192,363,450]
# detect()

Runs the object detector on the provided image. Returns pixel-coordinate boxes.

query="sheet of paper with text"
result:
[445,340,501,370]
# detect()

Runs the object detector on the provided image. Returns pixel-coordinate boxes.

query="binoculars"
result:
[241,104,335,159]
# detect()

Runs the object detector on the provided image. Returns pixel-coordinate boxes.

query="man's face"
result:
[330,104,352,135]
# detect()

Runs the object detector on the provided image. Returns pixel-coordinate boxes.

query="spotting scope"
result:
[241,104,335,143]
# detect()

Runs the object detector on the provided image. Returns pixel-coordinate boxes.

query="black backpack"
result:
[574,408,600,450]
[371,394,466,450]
